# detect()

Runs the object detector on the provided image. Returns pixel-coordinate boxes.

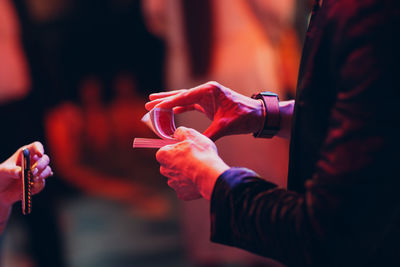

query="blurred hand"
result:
[146,81,264,141]
[156,127,229,200]
[0,141,53,207]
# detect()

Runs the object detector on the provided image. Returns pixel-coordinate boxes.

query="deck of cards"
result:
[133,108,178,149]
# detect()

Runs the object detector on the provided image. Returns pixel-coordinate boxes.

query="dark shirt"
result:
[210,0,400,266]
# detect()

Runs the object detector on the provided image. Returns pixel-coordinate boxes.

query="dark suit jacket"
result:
[210,0,400,266]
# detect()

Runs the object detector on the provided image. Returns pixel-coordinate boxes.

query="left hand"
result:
[146,81,264,141]
[156,127,229,200]
[0,142,53,207]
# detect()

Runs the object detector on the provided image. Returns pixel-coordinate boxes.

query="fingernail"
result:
[50,171,54,177]
[32,168,38,176]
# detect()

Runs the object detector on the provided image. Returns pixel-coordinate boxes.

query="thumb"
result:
[174,126,206,142]
[173,126,191,141]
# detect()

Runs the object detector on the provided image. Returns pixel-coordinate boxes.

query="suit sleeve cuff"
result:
[209,167,277,245]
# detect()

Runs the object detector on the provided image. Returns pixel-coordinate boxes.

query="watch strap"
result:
[251,92,280,138]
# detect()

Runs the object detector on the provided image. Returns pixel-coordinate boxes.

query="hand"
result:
[0,142,53,207]
[156,127,230,200]
[146,81,264,141]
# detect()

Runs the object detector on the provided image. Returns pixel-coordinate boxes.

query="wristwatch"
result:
[251,92,280,138]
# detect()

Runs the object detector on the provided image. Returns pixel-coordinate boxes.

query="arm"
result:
[156,1,399,265]
[146,81,295,141]
[210,1,400,266]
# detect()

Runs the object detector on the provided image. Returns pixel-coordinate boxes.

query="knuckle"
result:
[33,141,44,151]
[33,141,42,147]
[42,166,51,177]
[179,89,188,95]
[207,81,220,88]
[43,154,50,163]
[175,126,186,135]
[155,149,166,162]
[167,179,175,187]
[180,140,192,149]
[160,166,174,179]
[160,166,166,175]
[207,81,222,93]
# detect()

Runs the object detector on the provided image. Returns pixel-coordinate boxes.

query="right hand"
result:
[157,126,230,201]
[145,81,264,141]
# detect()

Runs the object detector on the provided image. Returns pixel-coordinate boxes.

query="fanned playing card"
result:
[133,108,178,148]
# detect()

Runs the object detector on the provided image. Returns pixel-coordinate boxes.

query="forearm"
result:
[210,168,311,266]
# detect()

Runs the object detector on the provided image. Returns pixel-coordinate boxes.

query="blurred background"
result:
[0,0,313,266]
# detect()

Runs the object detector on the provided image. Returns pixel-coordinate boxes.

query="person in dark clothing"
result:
[145,0,400,266]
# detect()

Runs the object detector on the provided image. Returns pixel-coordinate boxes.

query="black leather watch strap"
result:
[251,92,280,138]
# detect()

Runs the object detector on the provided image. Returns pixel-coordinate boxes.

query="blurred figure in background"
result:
[0,0,66,266]
[0,0,30,104]
[142,0,301,266]
[3,0,172,266]
[45,72,184,267]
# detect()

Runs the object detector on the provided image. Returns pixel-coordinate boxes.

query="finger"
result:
[146,82,216,111]
[26,141,44,157]
[173,126,204,142]
[31,178,45,195]
[153,90,200,110]
[160,166,180,180]
[173,104,206,114]
[156,148,174,166]
[36,165,53,180]
[145,98,166,110]
[149,89,186,100]
[145,90,188,110]
[153,82,215,110]
[173,105,196,114]
[31,154,50,174]
[31,154,40,166]
[167,178,179,188]
[13,141,44,166]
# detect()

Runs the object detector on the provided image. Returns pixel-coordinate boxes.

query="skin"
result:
[0,141,53,233]
[146,81,295,200]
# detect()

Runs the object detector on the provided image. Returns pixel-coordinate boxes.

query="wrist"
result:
[195,157,230,201]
